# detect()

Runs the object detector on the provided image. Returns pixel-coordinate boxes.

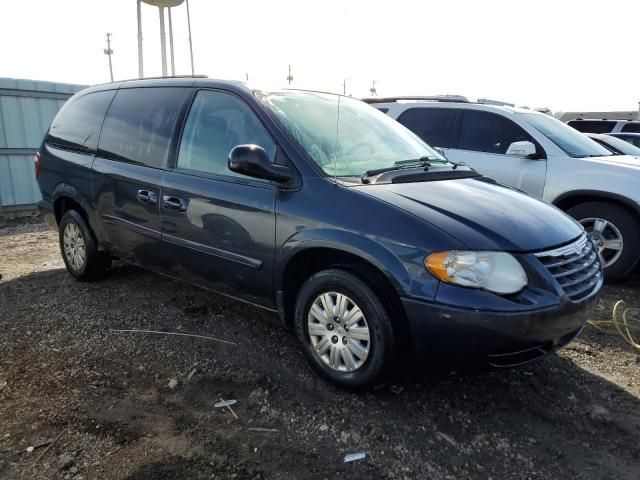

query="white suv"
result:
[369,96,640,281]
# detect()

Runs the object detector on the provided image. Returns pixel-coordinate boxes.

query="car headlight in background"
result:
[425,251,528,294]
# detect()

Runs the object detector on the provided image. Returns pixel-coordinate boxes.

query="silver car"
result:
[370,97,640,281]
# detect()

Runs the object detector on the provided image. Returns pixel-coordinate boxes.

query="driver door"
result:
[444,110,547,198]
[160,90,279,308]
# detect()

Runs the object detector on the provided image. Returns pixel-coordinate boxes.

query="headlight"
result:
[425,251,528,294]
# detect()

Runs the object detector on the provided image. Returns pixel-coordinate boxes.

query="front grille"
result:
[534,234,602,302]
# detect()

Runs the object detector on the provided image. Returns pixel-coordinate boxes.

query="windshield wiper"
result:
[360,156,437,183]
[394,156,441,166]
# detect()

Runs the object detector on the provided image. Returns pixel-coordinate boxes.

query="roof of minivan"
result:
[70,78,352,103]
[76,76,254,97]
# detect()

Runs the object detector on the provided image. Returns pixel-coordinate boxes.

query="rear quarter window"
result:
[47,90,115,152]
[98,87,191,168]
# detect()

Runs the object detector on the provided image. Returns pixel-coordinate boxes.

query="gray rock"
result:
[168,378,179,389]
[58,453,75,470]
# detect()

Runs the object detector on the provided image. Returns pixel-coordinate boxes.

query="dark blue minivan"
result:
[36,77,602,387]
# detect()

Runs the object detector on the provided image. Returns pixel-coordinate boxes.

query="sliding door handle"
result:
[137,189,158,205]
[163,195,187,212]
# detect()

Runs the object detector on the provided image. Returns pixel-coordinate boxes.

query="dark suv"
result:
[37,77,602,387]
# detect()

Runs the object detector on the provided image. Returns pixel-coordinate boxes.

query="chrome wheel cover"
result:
[63,223,86,271]
[307,292,370,372]
[579,217,623,267]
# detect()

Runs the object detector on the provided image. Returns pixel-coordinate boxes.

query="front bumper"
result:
[402,293,597,367]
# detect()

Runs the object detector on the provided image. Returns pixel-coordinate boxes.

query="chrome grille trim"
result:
[534,234,602,302]
[535,234,589,258]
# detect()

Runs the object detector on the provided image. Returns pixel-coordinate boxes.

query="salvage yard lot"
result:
[1,221,639,480]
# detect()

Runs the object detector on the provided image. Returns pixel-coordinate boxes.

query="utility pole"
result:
[158,7,168,76]
[369,80,378,96]
[104,33,114,82]
[342,78,351,96]
[287,64,293,85]
[168,7,176,75]
[136,0,143,78]
[186,0,195,75]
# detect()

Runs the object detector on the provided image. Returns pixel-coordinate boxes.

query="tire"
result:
[294,269,395,388]
[59,209,110,281]
[566,202,640,282]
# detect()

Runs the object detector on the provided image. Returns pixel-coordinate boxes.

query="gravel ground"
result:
[1,220,639,480]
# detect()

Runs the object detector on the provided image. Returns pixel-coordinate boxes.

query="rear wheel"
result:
[59,210,110,280]
[294,269,395,388]
[567,202,640,282]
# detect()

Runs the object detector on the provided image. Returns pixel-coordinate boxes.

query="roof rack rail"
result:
[362,95,470,104]
[477,98,515,107]
[113,74,209,83]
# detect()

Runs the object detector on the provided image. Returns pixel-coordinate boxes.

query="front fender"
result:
[277,227,439,302]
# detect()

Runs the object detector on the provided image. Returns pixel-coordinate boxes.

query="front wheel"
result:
[567,202,640,282]
[294,269,395,388]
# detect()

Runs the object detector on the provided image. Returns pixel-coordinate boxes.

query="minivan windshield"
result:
[258,91,449,177]
[520,113,613,158]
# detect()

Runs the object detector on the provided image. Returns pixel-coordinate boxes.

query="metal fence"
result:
[0,77,86,221]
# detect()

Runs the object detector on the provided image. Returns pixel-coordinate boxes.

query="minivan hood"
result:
[357,178,583,251]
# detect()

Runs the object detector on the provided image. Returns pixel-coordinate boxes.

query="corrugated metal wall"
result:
[0,77,86,220]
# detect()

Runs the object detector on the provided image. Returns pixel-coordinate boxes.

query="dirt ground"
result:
[1,220,639,480]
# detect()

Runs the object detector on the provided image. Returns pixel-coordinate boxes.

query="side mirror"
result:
[506,141,537,158]
[228,145,292,183]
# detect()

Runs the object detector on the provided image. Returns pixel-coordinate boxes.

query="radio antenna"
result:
[333,94,341,184]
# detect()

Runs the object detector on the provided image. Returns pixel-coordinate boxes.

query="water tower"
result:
[137,0,195,78]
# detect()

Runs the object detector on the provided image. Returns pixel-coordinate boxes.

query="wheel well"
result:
[54,196,86,225]
[280,248,410,344]
[554,194,640,223]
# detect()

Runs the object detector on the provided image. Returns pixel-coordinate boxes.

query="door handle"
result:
[137,189,158,205]
[163,195,187,212]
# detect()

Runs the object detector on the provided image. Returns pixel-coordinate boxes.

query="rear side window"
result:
[567,120,616,134]
[47,90,115,152]
[397,108,459,148]
[621,123,640,133]
[98,87,190,168]
[177,90,275,178]
[459,110,534,154]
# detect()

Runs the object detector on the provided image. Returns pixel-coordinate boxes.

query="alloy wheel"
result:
[579,217,623,267]
[63,223,86,271]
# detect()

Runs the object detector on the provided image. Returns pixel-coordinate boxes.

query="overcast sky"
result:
[2,0,638,113]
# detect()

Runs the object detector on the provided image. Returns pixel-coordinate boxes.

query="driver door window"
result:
[447,110,546,198]
[459,110,534,155]
[177,91,276,178]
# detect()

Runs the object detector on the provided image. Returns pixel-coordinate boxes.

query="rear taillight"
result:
[34,151,42,179]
